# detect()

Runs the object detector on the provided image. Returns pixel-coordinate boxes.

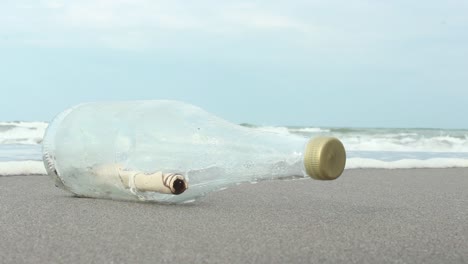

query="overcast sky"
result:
[1,0,467,128]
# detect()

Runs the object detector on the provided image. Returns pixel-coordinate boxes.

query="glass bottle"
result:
[42,100,346,203]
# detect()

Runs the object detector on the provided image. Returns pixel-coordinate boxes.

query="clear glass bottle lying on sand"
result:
[42,100,346,203]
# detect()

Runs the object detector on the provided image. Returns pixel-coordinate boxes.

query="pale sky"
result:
[1,0,467,128]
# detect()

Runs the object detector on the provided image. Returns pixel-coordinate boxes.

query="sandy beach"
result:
[1,168,467,263]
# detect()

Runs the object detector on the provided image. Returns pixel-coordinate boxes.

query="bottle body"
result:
[43,100,343,203]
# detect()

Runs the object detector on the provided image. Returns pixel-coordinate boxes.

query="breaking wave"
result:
[0,122,467,175]
[0,122,48,145]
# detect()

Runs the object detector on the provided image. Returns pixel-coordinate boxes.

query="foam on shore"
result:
[2,158,468,176]
[0,161,47,176]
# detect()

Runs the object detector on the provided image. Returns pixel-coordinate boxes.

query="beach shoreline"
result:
[1,168,467,263]
[2,167,468,177]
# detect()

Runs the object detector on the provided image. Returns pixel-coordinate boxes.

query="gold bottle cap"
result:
[304,137,346,180]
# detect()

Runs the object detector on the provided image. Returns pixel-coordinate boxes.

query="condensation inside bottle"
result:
[43,101,309,203]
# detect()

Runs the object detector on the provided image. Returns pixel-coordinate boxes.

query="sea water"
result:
[1,122,468,176]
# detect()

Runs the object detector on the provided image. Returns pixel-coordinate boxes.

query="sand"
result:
[1,168,467,263]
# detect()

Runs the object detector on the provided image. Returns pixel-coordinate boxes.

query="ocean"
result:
[1,121,468,176]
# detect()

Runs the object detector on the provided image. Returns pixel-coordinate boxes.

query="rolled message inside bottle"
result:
[92,164,188,195]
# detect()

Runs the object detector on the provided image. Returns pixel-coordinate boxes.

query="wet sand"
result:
[1,169,467,263]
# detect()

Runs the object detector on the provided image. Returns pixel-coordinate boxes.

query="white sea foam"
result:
[254,126,291,135]
[0,122,48,145]
[346,158,468,169]
[267,126,468,153]
[1,158,466,176]
[289,127,331,133]
[254,126,330,135]
[1,122,468,170]
[0,161,47,176]
[340,135,468,152]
